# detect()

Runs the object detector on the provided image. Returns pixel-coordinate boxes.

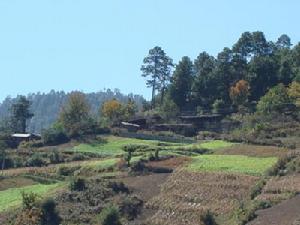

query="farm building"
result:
[11,133,41,142]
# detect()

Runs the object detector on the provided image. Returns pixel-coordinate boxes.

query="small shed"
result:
[11,133,41,142]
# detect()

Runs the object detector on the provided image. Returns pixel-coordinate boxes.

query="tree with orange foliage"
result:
[101,99,123,125]
[229,80,250,107]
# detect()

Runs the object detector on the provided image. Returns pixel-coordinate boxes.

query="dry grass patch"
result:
[146,169,259,225]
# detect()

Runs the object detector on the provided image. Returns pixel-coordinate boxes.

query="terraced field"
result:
[0,135,292,225]
[0,182,64,212]
[186,155,277,176]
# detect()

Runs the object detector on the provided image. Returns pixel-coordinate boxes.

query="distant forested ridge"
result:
[0,89,145,133]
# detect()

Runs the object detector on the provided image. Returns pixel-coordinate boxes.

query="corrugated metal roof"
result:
[11,133,32,138]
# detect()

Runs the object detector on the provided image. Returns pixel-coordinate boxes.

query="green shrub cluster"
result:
[99,205,121,225]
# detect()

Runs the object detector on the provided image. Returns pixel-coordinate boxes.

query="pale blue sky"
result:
[0,0,300,101]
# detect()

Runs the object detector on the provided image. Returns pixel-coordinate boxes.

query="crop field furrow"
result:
[147,169,259,224]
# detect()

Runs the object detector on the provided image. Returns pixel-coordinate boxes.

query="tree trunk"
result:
[21,118,26,133]
[151,80,156,109]
[161,86,165,105]
[1,151,5,175]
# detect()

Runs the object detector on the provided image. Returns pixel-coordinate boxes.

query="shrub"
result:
[21,191,39,210]
[212,99,226,114]
[130,161,147,174]
[122,144,137,167]
[57,165,80,176]
[99,205,121,225]
[19,140,44,149]
[147,152,155,161]
[26,153,47,167]
[108,182,129,194]
[42,125,69,146]
[266,154,295,176]
[40,198,61,225]
[119,196,143,220]
[196,131,220,140]
[200,210,217,225]
[250,179,266,199]
[69,177,86,191]
[71,153,87,161]
[49,150,64,164]
[0,156,15,169]
[13,156,25,168]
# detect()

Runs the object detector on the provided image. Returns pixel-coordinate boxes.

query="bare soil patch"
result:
[145,157,191,170]
[248,194,300,225]
[0,177,37,191]
[218,144,288,157]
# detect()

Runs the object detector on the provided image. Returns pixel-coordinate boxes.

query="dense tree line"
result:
[142,32,300,113]
[0,89,144,133]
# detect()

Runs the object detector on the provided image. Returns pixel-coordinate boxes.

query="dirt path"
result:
[118,158,190,224]
[248,194,300,225]
[120,173,170,225]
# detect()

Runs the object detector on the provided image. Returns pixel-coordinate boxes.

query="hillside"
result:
[0,89,145,133]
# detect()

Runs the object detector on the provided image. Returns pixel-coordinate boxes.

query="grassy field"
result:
[81,158,118,169]
[198,140,235,150]
[186,155,278,176]
[72,136,168,155]
[72,136,233,157]
[0,182,64,212]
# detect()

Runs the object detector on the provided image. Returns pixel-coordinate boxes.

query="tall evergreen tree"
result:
[141,46,173,107]
[276,34,292,49]
[192,52,216,106]
[169,56,194,110]
[10,96,33,133]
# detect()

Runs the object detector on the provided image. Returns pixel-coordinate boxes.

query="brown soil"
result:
[120,173,170,225]
[248,194,300,225]
[119,157,189,224]
[145,156,191,169]
[0,177,37,191]
[217,144,288,157]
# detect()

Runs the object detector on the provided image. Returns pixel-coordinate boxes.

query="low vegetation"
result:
[0,182,63,212]
[186,155,277,176]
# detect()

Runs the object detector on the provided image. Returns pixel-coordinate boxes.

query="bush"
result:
[99,205,121,225]
[69,177,86,191]
[108,182,129,194]
[212,99,226,114]
[49,150,64,164]
[40,198,61,225]
[250,179,266,199]
[42,125,69,146]
[200,210,217,225]
[57,165,81,176]
[26,153,47,167]
[19,140,44,149]
[196,131,220,140]
[71,153,87,161]
[0,156,15,169]
[130,161,147,174]
[266,154,295,176]
[21,191,39,210]
[119,196,143,220]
